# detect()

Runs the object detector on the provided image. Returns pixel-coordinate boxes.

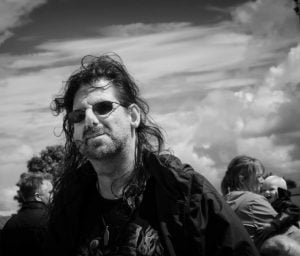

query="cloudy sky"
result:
[0,0,299,215]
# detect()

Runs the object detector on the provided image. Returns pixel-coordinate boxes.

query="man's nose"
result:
[84,108,99,127]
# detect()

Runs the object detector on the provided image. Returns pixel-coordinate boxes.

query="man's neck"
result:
[89,151,135,199]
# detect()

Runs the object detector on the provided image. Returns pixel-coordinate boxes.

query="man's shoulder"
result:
[151,153,200,180]
[158,153,214,184]
[145,152,217,197]
[2,213,18,230]
[3,203,48,230]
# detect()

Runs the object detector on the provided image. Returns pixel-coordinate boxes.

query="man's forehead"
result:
[76,79,115,96]
[81,78,112,90]
[73,79,117,105]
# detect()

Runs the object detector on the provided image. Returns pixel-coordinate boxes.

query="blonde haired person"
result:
[262,175,287,203]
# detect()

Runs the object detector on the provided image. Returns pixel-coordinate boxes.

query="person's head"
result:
[52,53,164,167]
[49,54,164,251]
[221,155,265,195]
[260,235,300,256]
[261,175,287,203]
[17,172,53,205]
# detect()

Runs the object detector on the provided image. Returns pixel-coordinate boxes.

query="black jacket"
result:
[1,201,49,256]
[48,153,259,256]
[139,153,259,256]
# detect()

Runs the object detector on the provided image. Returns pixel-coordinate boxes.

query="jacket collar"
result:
[20,201,48,211]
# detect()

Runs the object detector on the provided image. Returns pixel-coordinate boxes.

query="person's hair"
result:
[51,52,164,192]
[221,155,265,195]
[49,53,165,251]
[264,175,287,190]
[17,172,52,202]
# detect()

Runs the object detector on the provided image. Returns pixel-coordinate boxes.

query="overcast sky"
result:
[0,0,299,215]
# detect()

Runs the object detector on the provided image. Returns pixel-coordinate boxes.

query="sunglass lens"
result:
[94,101,114,115]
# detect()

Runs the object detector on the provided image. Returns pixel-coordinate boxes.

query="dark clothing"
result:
[48,153,259,256]
[77,194,164,256]
[271,188,300,229]
[1,201,49,256]
[140,153,259,256]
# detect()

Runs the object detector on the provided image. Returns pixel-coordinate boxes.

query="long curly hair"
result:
[49,53,164,252]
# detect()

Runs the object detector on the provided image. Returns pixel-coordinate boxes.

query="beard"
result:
[76,132,129,161]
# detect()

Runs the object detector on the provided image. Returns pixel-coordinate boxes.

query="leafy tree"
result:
[27,145,65,178]
[285,178,297,190]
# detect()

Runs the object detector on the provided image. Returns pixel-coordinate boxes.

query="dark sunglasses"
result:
[68,101,123,124]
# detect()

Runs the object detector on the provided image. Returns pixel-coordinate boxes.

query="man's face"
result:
[72,79,139,161]
[38,180,53,204]
[261,182,278,203]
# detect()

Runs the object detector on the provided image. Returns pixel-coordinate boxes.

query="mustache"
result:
[83,126,106,141]
[73,126,108,148]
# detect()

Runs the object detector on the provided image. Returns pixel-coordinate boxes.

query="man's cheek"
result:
[73,125,83,141]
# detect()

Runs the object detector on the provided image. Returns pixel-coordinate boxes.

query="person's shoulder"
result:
[226,191,265,206]
[145,152,208,197]
[158,153,202,175]
[1,213,18,230]
[239,192,277,215]
[157,153,186,168]
[236,191,271,206]
[6,203,48,228]
[157,153,221,196]
[158,153,216,184]
[249,192,270,203]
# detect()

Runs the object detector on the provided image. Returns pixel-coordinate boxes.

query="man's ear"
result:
[34,192,42,202]
[128,104,141,128]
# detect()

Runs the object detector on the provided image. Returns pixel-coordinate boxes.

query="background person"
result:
[47,53,259,256]
[261,175,300,246]
[262,175,300,223]
[221,155,297,249]
[262,175,288,204]
[1,172,53,256]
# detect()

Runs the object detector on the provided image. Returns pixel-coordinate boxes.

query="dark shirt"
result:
[272,188,300,223]
[1,201,49,256]
[271,188,300,230]
[77,193,164,256]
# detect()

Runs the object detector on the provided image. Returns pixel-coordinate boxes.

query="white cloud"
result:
[100,22,192,37]
[241,44,300,137]
[0,186,18,215]
[0,143,33,165]
[1,0,300,212]
[264,45,300,90]
[231,0,298,39]
[0,141,33,192]
[0,0,48,45]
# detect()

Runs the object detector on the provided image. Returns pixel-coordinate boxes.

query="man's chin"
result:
[83,143,118,160]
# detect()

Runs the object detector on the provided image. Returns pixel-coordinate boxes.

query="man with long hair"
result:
[48,53,259,256]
